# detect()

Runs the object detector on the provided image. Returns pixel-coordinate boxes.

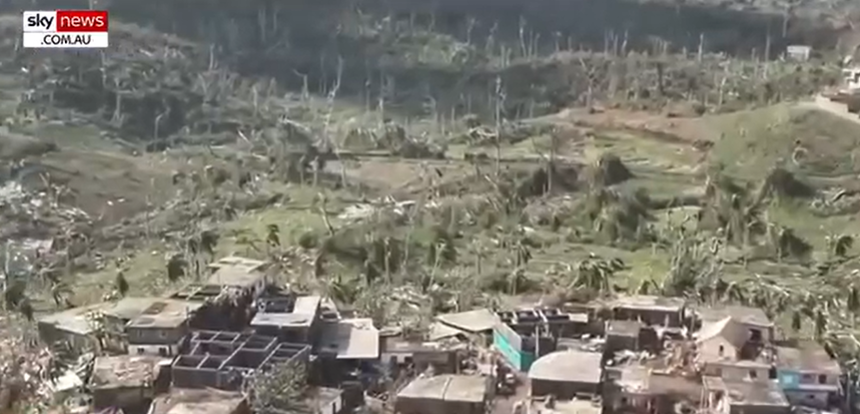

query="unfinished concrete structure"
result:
[528,350,603,399]
[602,295,686,328]
[171,330,310,391]
[775,340,842,409]
[206,256,269,291]
[126,299,204,357]
[250,294,322,344]
[395,374,491,414]
[169,256,271,331]
[493,307,577,371]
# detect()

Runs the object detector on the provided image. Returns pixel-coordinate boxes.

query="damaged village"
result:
[27,256,850,414]
[7,0,860,413]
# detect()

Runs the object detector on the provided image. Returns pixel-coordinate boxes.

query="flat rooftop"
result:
[604,295,686,312]
[397,374,488,403]
[38,297,179,336]
[528,350,603,384]
[148,388,246,414]
[127,299,204,329]
[251,295,321,328]
[90,355,168,390]
[319,318,380,359]
[776,340,841,374]
[703,376,789,407]
[206,256,267,288]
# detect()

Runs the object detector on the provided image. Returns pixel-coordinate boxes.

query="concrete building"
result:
[90,354,169,411]
[695,315,773,381]
[493,307,577,371]
[786,45,812,62]
[317,318,380,385]
[604,365,655,414]
[775,340,842,409]
[37,297,171,351]
[702,376,789,414]
[395,374,491,414]
[147,387,249,414]
[528,350,603,399]
[381,336,461,373]
[250,295,322,344]
[601,295,686,328]
[126,299,204,357]
[171,330,310,391]
[205,256,269,292]
[696,306,774,344]
[605,320,642,355]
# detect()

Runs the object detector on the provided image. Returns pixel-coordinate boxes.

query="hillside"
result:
[0,0,859,411]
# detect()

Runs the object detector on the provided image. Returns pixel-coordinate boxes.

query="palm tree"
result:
[115,271,129,297]
[166,253,187,282]
[265,224,280,248]
[200,230,219,257]
[827,234,854,259]
[571,254,625,296]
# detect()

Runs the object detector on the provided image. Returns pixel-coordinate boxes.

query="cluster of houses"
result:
[35,256,846,414]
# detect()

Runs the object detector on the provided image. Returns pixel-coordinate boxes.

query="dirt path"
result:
[802,95,860,125]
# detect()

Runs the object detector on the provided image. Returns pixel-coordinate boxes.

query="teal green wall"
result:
[493,330,535,371]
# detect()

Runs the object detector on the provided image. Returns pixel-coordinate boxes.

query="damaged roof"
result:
[436,308,496,333]
[206,256,267,288]
[319,318,380,359]
[776,340,841,374]
[38,297,180,336]
[397,374,488,403]
[126,299,204,329]
[696,316,750,349]
[696,305,772,328]
[148,388,247,414]
[528,350,603,384]
[90,355,168,390]
[703,377,789,407]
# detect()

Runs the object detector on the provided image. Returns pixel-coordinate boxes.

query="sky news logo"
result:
[22,10,108,49]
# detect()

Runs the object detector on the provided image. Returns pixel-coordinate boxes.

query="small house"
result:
[250,295,322,344]
[90,355,168,411]
[786,45,812,62]
[395,374,490,414]
[604,365,655,414]
[775,340,842,409]
[37,297,169,351]
[126,299,203,357]
[380,336,461,373]
[702,376,789,414]
[602,295,686,328]
[695,316,772,379]
[696,306,773,344]
[147,387,249,414]
[528,350,603,399]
